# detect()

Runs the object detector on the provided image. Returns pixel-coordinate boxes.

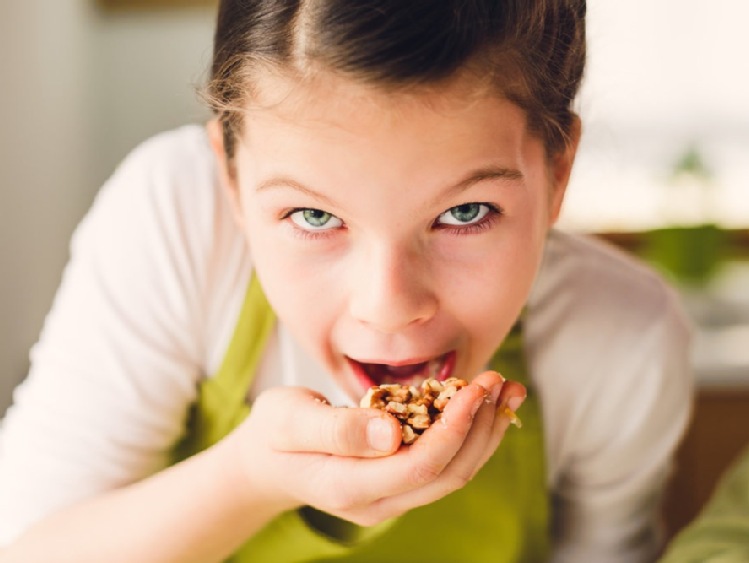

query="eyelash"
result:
[280,202,503,240]
[280,208,342,241]
[434,203,503,235]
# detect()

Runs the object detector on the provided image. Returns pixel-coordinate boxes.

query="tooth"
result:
[428,358,441,378]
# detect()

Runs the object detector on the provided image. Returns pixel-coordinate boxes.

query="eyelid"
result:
[434,202,503,234]
[281,207,345,239]
[435,202,501,223]
[436,203,488,226]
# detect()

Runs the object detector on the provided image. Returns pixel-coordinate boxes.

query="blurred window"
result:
[561,0,749,232]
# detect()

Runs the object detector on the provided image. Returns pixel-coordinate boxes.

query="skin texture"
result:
[1,70,578,562]
[205,68,578,524]
[214,69,576,402]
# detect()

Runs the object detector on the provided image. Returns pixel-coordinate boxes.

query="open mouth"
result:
[347,350,456,390]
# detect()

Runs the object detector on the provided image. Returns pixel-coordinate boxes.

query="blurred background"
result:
[1,0,747,539]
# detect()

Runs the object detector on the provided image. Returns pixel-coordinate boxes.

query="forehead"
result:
[232,68,553,220]
[244,67,524,129]
[240,70,528,167]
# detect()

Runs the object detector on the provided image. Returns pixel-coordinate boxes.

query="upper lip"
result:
[346,353,448,366]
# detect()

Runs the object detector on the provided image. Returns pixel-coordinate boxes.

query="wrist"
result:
[210,430,298,522]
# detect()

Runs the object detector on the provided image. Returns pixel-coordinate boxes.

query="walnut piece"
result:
[359,377,468,444]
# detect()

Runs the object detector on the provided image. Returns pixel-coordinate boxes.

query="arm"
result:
[0,129,220,552]
[550,292,694,563]
[1,373,521,562]
[0,440,282,563]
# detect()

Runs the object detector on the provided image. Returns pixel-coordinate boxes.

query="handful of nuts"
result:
[359,377,469,445]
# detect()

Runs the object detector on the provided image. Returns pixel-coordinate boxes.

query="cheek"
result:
[435,214,546,336]
[445,251,535,325]
[241,217,343,341]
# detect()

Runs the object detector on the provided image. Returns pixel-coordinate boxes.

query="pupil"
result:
[303,209,330,227]
[452,204,480,222]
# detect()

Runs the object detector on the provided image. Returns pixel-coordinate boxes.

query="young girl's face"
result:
[213,69,575,403]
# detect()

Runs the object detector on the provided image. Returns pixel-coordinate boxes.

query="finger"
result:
[366,374,507,515]
[367,373,529,518]
[369,373,501,483]
[409,371,505,481]
[466,379,526,472]
[266,387,401,457]
[295,377,505,517]
[461,376,525,467]
[496,380,527,428]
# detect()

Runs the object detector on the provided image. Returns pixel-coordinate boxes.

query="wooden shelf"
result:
[595,229,749,259]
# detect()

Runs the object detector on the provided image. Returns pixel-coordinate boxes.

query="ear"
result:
[547,115,581,226]
[206,118,245,228]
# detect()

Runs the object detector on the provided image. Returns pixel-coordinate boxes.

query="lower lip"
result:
[346,358,376,391]
[439,350,457,380]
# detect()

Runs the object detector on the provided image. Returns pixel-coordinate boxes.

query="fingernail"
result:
[490,383,502,404]
[367,418,395,452]
[508,396,525,412]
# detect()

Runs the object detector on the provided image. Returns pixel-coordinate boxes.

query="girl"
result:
[0,1,692,561]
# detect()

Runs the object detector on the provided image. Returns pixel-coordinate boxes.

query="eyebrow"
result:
[256,177,338,207]
[434,166,524,204]
[255,165,523,206]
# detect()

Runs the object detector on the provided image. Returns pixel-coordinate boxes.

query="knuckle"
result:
[408,459,442,486]
[348,512,376,527]
[327,410,355,454]
[274,412,297,442]
[249,390,274,418]
[447,470,472,491]
[325,488,359,514]
[349,499,403,527]
[350,511,387,527]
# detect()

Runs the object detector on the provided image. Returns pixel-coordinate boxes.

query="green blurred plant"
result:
[671,145,713,182]
[644,144,725,287]
[646,224,725,286]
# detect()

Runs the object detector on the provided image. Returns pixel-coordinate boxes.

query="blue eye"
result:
[289,208,344,231]
[437,203,491,226]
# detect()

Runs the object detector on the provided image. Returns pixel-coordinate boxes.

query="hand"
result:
[222,371,526,527]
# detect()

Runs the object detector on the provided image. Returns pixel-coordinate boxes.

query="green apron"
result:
[174,276,550,562]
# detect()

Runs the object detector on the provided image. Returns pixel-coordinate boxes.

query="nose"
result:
[348,241,438,333]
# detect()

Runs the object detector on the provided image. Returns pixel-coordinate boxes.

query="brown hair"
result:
[205,0,586,158]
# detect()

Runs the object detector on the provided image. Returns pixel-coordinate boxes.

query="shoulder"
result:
[77,124,236,272]
[121,124,213,170]
[527,229,692,383]
[98,124,217,211]
[70,125,250,368]
[528,229,690,343]
[528,230,694,483]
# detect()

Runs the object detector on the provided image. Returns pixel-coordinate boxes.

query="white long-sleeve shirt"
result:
[0,125,693,561]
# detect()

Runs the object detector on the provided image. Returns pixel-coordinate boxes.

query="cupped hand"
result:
[222,371,526,526]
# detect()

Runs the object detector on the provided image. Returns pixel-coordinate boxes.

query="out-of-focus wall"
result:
[0,1,94,416]
[88,8,214,186]
[566,0,749,232]
[0,2,214,416]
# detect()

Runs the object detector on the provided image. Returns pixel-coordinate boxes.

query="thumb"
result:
[264,387,402,457]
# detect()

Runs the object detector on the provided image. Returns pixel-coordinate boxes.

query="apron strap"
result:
[172,274,275,460]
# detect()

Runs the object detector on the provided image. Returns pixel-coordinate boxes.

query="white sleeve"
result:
[550,291,693,563]
[0,127,220,546]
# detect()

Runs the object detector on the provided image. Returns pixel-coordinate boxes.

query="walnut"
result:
[359,377,468,444]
